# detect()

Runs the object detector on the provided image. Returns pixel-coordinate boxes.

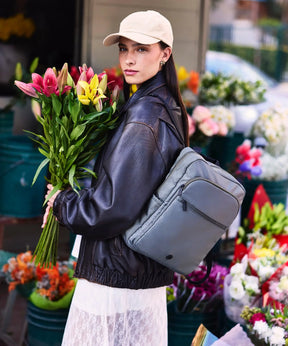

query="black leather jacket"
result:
[53,71,185,289]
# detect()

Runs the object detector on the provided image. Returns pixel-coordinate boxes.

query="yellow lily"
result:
[77,74,106,107]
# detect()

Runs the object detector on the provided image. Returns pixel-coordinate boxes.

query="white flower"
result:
[209,105,235,130]
[228,279,246,300]
[230,255,248,277]
[244,275,260,295]
[253,320,272,343]
[269,326,285,346]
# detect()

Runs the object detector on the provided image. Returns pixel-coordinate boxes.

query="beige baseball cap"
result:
[103,10,173,48]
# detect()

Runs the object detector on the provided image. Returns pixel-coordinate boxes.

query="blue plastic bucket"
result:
[167,301,218,346]
[0,135,47,217]
[0,110,14,136]
[26,301,69,346]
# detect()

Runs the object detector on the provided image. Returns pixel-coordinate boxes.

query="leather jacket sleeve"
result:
[53,117,168,240]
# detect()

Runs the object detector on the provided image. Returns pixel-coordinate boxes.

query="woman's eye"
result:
[138,47,146,52]
[119,47,126,52]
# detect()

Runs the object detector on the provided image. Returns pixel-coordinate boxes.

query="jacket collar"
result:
[121,71,166,114]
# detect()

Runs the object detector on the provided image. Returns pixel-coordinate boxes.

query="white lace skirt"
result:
[61,279,168,346]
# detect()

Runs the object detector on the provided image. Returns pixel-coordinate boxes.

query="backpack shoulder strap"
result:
[149,94,185,146]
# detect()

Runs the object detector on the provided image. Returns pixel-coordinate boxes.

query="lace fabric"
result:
[61,279,167,346]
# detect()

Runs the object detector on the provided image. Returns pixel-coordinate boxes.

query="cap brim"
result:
[103,32,160,46]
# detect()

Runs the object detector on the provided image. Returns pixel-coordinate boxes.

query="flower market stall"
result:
[1,251,76,345]
[163,180,288,345]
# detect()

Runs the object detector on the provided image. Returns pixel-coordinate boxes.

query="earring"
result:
[160,61,165,67]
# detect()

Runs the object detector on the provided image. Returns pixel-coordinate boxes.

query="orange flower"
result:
[2,251,36,291]
[187,71,199,94]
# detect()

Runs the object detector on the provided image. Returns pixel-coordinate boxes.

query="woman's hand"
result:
[41,184,61,228]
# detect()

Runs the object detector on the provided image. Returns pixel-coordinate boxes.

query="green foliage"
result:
[237,202,288,247]
[258,17,282,28]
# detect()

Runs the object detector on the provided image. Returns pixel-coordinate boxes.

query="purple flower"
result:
[251,165,262,176]
[239,160,252,172]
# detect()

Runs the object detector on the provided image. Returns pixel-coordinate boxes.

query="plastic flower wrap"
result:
[241,305,288,345]
[248,247,288,283]
[2,251,36,291]
[261,262,288,311]
[14,63,119,267]
[166,263,229,313]
[251,105,288,157]
[223,255,261,323]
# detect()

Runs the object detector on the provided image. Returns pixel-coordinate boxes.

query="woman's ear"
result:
[162,47,172,63]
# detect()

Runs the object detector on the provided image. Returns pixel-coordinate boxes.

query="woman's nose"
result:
[125,52,135,65]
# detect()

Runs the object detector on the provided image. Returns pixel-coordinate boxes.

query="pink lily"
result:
[43,68,58,96]
[14,80,38,98]
[31,68,71,97]
[79,64,94,82]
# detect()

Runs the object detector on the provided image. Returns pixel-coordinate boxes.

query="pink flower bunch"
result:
[15,63,73,98]
[168,263,229,313]
[188,105,219,137]
[234,140,262,178]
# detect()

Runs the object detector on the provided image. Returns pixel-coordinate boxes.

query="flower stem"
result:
[33,208,59,267]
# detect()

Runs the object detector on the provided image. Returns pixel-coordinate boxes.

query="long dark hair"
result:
[123,42,189,146]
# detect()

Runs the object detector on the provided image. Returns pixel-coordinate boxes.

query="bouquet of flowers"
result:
[2,251,36,291]
[188,105,235,146]
[237,201,288,250]
[262,262,288,311]
[29,260,76,310]
[241,305,288,345]
[230,138,288,181]
[209,105,235,135]
[2,251,76,310]
[15,63,119,267]
[230,139,263,180]
[199,72,266,106]
[176,65,199,107]
[251,106,288,157]
[248,247,288,283]
[167,263,229,313]
[223,255,261,323]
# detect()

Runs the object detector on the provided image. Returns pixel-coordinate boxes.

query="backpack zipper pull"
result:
[178,185,187,211]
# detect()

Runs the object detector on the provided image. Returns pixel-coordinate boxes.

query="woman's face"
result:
[118,37,171,87]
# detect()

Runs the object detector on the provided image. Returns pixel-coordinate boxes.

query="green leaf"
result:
[70,124,86,141]
[38,147,50,158]
[68,165,76,188]
[29,57,39,74]
[79,166,97,179]
[51,94,62,116]
[43,183,62,206]
[70,101,81,123]
[32,158,49,185]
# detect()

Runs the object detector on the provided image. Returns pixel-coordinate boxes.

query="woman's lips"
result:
[124,69,138,76]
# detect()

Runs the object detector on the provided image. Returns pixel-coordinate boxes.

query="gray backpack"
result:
[123,146,245,276]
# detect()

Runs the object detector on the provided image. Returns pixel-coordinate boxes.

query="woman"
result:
[46,10,189,346]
